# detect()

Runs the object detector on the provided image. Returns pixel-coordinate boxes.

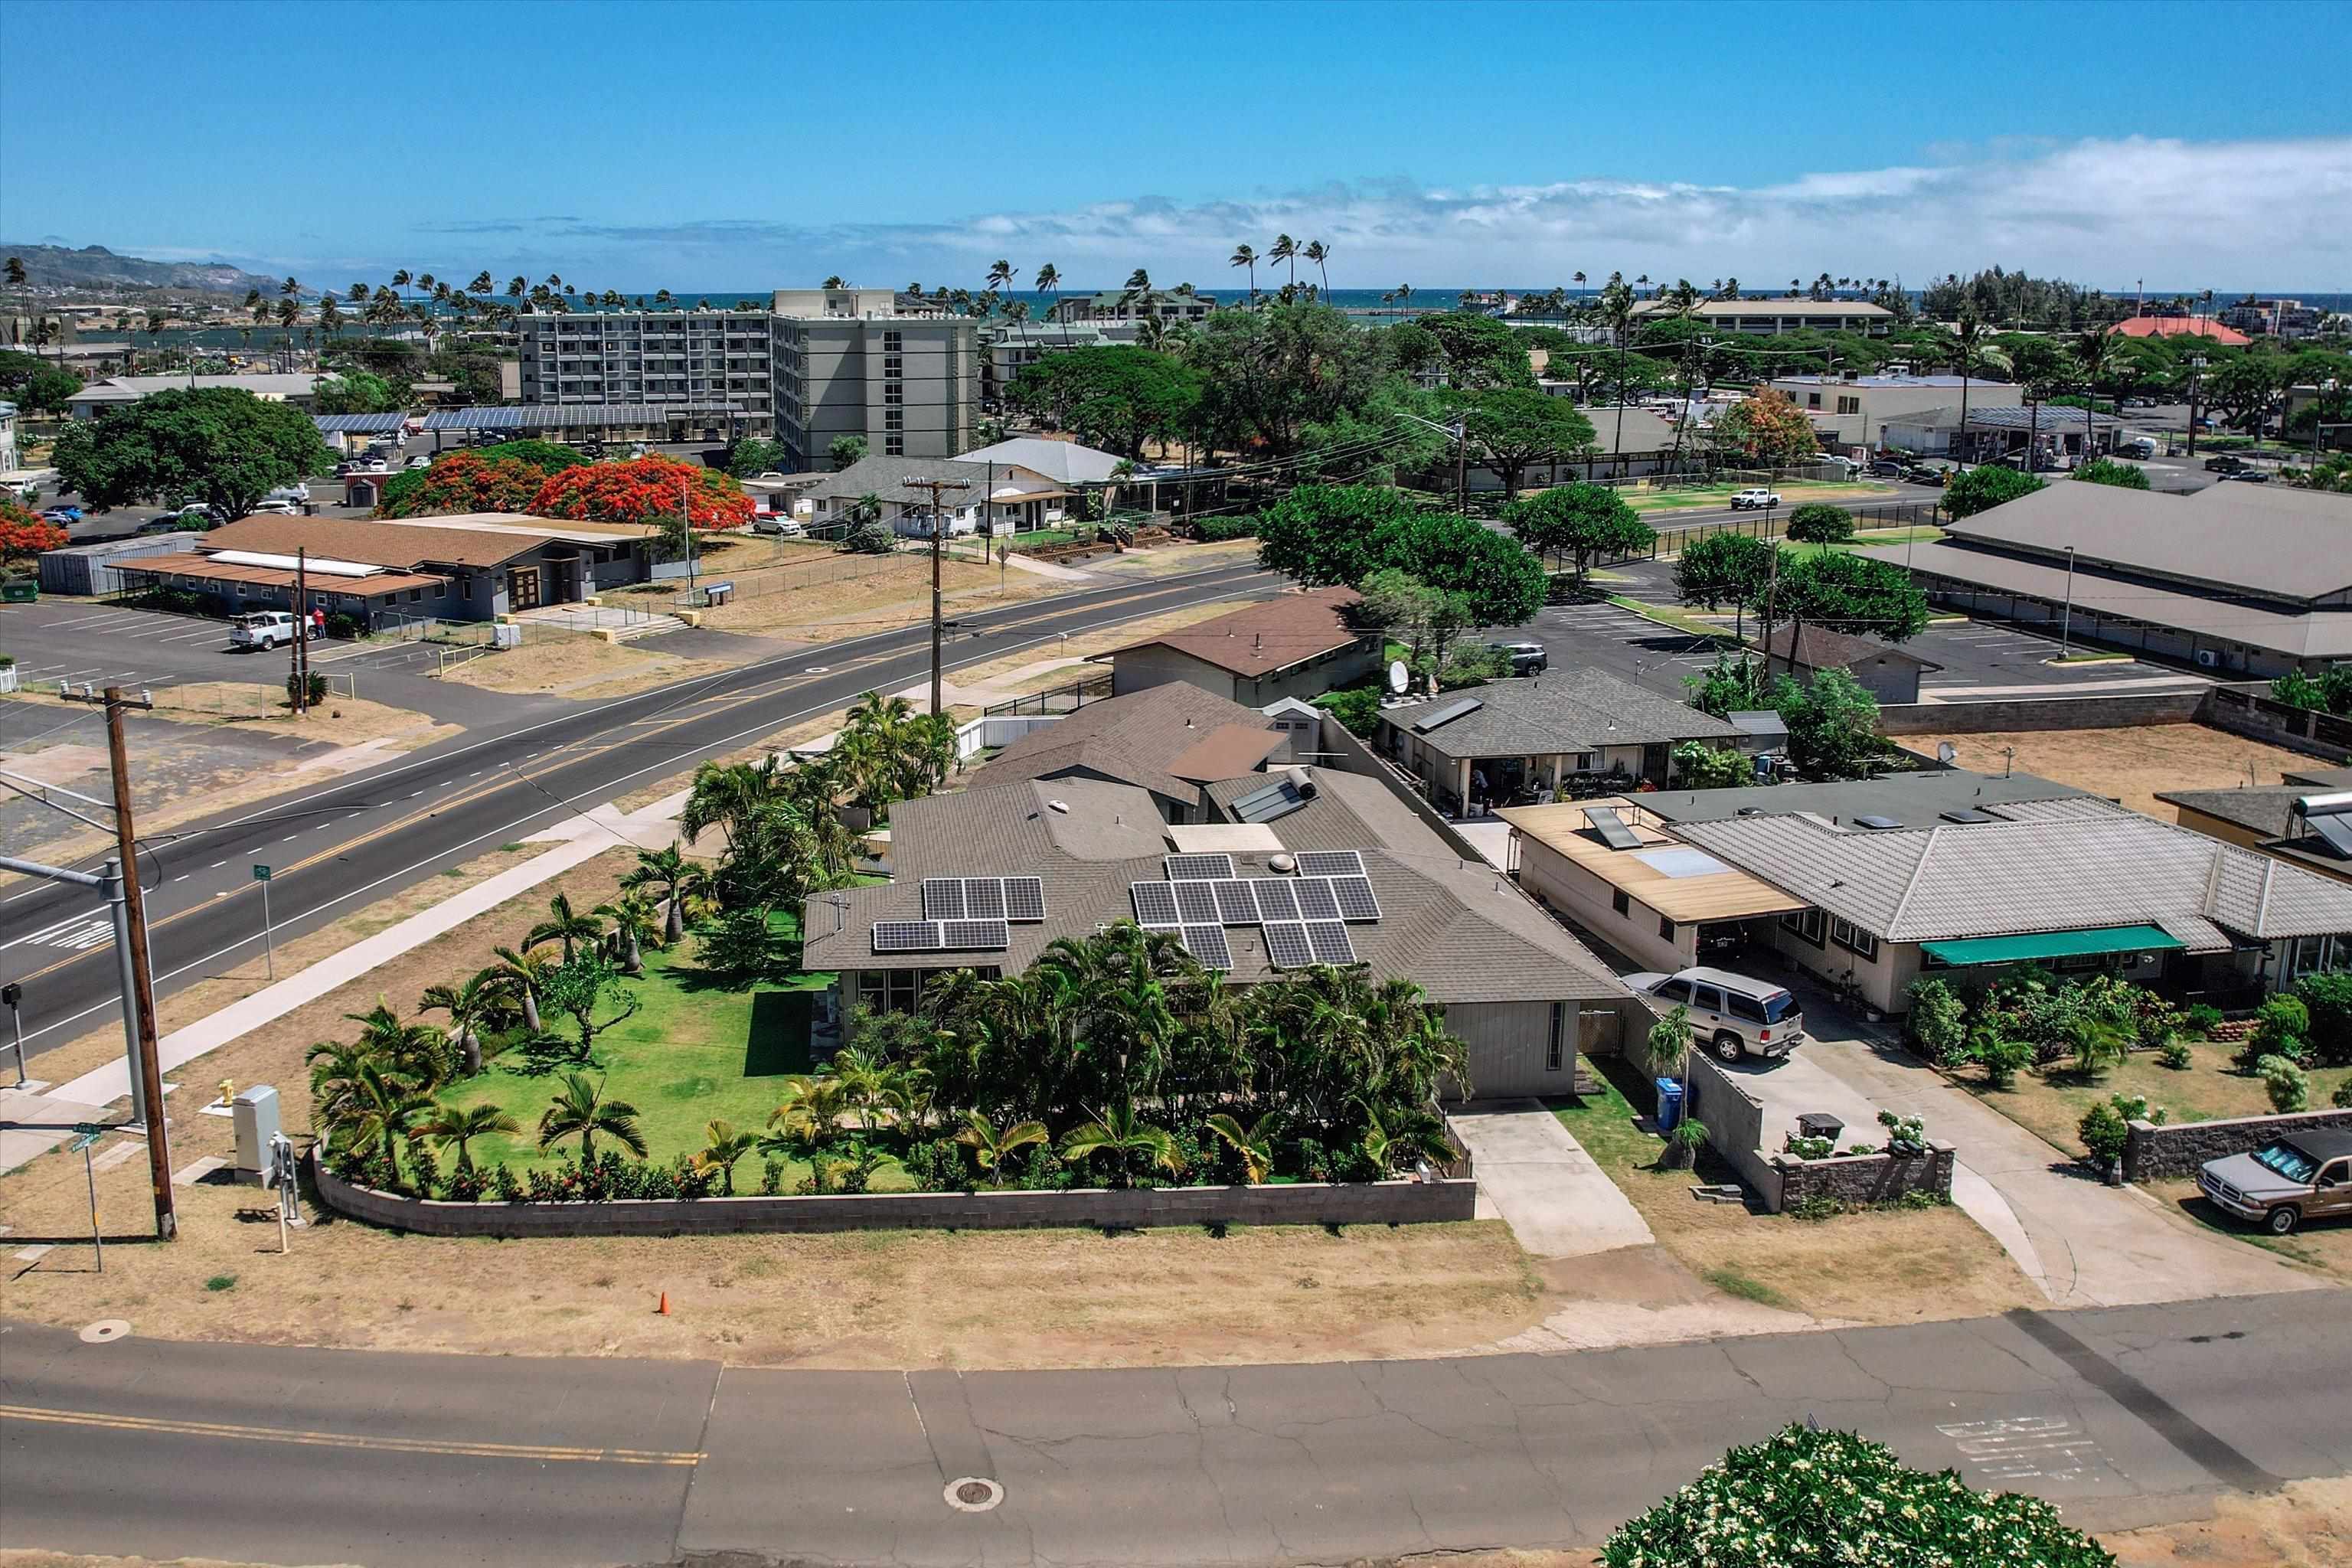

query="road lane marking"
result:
[0,1403,704,1465]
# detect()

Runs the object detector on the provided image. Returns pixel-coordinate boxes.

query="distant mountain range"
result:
[1,242,287,297]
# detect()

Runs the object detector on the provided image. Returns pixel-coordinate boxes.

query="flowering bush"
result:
[1600,1423,2112,1567]
[1875,1108,1928,1156]
[0,503,69,570]
[529,455,752,531]
[376,450,556,518]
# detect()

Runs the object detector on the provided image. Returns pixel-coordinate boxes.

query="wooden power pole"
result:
[901,475,972,715]
[103,687,177,1240]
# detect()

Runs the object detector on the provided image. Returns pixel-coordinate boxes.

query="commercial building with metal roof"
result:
[67,373,324,419]
[1632,298,1893,335]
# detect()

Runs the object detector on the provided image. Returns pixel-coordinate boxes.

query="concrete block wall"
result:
[2123,1106,2352,1184]
[313,1154,1475,1237]
[1874,691,2207,737]
[1684,1054,1775,1203]
[1771,1142,1955,1213]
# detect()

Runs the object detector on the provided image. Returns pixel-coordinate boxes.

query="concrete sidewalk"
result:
[1449,1098,1653,1258]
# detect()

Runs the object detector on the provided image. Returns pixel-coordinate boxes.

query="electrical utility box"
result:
[232,1086,282,1186]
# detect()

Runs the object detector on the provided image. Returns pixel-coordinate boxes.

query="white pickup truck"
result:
[230,611,298,651]
[1729,488,1783,511]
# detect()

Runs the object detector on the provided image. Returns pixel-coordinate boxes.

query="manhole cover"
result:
[79,1318,132,1344]
[943,1476,1004,1513]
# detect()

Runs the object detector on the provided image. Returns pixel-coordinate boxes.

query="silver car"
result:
[1625,965,1805,1063]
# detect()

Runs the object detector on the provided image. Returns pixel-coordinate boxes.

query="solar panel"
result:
[1250,879,1301,921]
[941,919,1009,951]
[1411,697,1483,734]
[1262,920,1315,969]
[1181,925,1233,969]
[1131,882,1181,924]
[962,877,1007,920]
[1306,921,1357,964]
[1330,874,1381,922]
[922,878,967,920]
[1174,880,1220,924]
[871,920,942,954]
[2309,812,2352,859]
[1213,879,1261,924]
[1293,878,1343,922]
[1295,850,1365,877]
[1002,877,1046,922]
[1164,853,1236,880]
[1583,806,1644,851]
[1230,777,1308,824]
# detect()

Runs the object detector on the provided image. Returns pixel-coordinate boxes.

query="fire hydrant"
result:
[218,1078,237,1107]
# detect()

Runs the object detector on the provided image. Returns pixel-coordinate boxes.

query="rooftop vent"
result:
[1939,808,1994,825]
[1047,799,1070,814]
[1267,852,1298,874]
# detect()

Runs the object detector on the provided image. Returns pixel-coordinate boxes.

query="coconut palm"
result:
[487,944,556,1032]
[1269,234,1297,289]
[346,998,454,1089]
[537,1072,647,1163]
[1303,239,1331,298]
[1120,268,1152,313]
[528,892,601,964]
[1227,243,1258,302]
[955,1109,1049,1185]
[416,1099,520,1173]
[1060,1103,1182,1184]
[1204,1110,1282,1183]
[2073,325,2117,462]
[985,258,1014,299]
[695,1118,762,1194]
[417,972,500,1076]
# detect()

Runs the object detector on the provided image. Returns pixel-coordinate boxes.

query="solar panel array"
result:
[1229,776,1308,824]
[872,920,942,953]
[1294,878,1342,922]
[1131,881,1181,924]
[941,919,1009,951]
[1261,921,1316,969]
[1164,853,1236,880]
[1295,850,1364,877]
[1307,921,1356,964]
[1174,880,1220,923]
[312,413,409,434]
[1180,925,1233,969]
[925,877,1044,923]
[420,403,746,432]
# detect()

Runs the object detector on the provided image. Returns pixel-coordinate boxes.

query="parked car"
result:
[229,610,298,651]
[1901,464,1949,487]
[2120,437,2158,460]
[247,498,299,516]
[1728,488,1782,511]
[1867,459,1908,479]
[2203,454,2248,474]
[40,505,83,524]
[752,516,807,537]
[1485,639,1548,674]
[2220,469,2272,483]
[405,455,432,469]
[2198,1130,2352,1235]
[1622,966,1806,1063]
[266,482,311,504]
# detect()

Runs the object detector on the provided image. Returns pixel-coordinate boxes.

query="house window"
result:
[856,968,923,1014]
[1837,395,1860,415]
[1831,917,1880,962]
[1805,393,1821,408]
[1781,908,1825,946]
[1547,1001,1566,1071]
[1611,888,1631,917]
[1659,915,1676,941]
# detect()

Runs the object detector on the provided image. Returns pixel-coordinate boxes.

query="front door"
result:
[508,565,541,610]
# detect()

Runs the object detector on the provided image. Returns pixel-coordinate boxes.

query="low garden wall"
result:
[1769,1142,1955,1213]
[312,1152,1475,1238]
[1875,691,2208,736]
[2122,1106,2352,1184]
[1684,1054,1774,1200]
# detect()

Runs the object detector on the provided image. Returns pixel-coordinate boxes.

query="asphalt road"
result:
[4,1288,2345,1566]
[0,560,1278,1062]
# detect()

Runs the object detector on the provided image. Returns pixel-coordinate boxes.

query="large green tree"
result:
[1943,465,2046,518]
[1765,548,1929,677]
[1500,482,1654,589]
[1186,301,1391,456]
[1774,667,1890,781]
[53,387,334,518]
[1395,312,1534,391]
[1256,484,1546,627]
[1455,388,1597,498]
[312,370,401,415]
[1674,532,1776,637]
[1008,346,1202,459]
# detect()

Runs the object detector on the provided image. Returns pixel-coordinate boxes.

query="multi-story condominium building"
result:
[1054,289,1218,325]
[978,320,1141,407]
[771,288,978,465]
[1632,299,1893,336]
[516,309,779,436]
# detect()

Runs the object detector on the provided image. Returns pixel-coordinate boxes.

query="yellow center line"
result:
[0,1403,703,1465]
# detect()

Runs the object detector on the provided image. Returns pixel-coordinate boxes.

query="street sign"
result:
[69,1129,103,1152]
[702,580,734,595]
[252,864,271,882]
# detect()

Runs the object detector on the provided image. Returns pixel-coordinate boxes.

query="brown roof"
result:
[120,552,449,597]
[198,515,642,571]
[966,684,1287,802]
[1102,587,1368,678]
[1165,724,1289,783]
[1753,622,1942,673]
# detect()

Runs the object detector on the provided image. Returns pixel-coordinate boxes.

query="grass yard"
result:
[436,909,858,1184]
[1955,1035,2352,1163]
[1606,596,1742,641]
[2152,1175,2352,1282]
[1834,526,1946,549]
[1617,479,1895,515]
[1550,1058,2040,1326]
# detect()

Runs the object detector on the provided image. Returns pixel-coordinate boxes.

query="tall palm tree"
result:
[1572,269,1587,302]
[1303,240,1331,298]
[622,845,695,946]
[2073,325,2116,464]
[528,892,601,964]
[1120,268,1152,314]
[985,258,1014,299]
[537,1072,647,1163]
[1269,234,1297,289]
[487,944,556,1032]
[416,1099,519,1174]
[594,893,662,974]
[1952,306,1984,463]
[418,972,499,1076]
[1227,243,1258,303]
[1394,282,1412,318]
[955,1110,1049,1186]
[695,1118,761,1193]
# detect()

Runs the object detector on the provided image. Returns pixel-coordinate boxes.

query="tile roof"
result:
[1102,587,1369,678]
[2108,315,2252,345]
[1671,805,2352,945]
[965,684,1285,802]
[1380,669,1740,759]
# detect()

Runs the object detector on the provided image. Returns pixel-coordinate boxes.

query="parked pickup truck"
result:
[2198,1129,2352,1235]
[230,610,299,651]
[1728,488,1782,511]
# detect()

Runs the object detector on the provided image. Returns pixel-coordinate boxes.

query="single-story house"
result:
[1751,623,1942,705]
[113,512,658,623]
[801,445,1125,538]
[1099,587,1380,705]
[802,691,1642,1099]
[1377,669,1743,813]
[963,683,1302,823]
[2158,781,2352,887]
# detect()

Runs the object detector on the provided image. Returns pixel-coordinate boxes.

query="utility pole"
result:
[1758,542,1782,681]
[103,686,176,1240]
[902,475,971,714]
[2059,544,2079,659]
[292,547,309,716]
[2187,355,2207,459]
[680,477,697,603]
[1452,419,1468,514]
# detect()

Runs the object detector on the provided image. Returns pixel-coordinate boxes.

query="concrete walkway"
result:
[1803,1030,2321,1308]
[998,550,1096,582]
[1448,1098,1654,1258]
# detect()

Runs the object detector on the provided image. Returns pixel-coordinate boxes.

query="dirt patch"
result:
[1906,723,2326,819]
[440,629,735,698]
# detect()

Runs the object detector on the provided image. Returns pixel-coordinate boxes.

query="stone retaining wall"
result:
[1772,1142,1956,1211]
[312,1153,1475,1238]
[2123,1106,2352,1184]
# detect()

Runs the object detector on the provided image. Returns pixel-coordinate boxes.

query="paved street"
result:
[0,561,1279,1066]
[4,1288,2345,1565]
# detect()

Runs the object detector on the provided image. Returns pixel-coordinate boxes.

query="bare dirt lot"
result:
[1905,722,2329,818]
[439,629,735,699]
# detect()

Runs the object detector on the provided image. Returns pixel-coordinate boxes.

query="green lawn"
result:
[1955,1036,2352,1161]
[1606,596,1743,642]
[1833,527,1946,550]
[436,909,884,1184]
[1619,479,1895,516]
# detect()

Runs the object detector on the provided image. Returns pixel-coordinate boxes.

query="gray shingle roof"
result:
[1671,805,2352,945]
[1380,670,1738,759]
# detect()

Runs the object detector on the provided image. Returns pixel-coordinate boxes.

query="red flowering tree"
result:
[528,456,753,532]
[376,451,555,518]
[1710,386,1821,466]
[1,501,70,571]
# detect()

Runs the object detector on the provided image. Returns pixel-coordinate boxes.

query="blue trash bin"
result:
[1655,1077,1684,1132]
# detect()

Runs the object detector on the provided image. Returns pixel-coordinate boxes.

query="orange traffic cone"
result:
[657,1291,671,1315]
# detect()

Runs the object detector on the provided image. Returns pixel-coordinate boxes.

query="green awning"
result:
[1919,924,2184,966]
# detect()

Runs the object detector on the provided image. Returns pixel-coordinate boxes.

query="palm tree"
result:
[1204,1111,1282,1183]
[985,258,1014,299]
[1227,243,1258,303]
[305,1038,376,1126]
[1394,282,1412,317]
[2073,325,2116,465]
[528,892,600,964]
[1269,234,1297,289]
[622,845,695,946]
[346,999,454,1089]
[1119,268,1152,314]
[1572,269,1587,302]
[1034,262,1065,345]
[326,1058,433,1188]
[537,1072,647,1163]
[418,972,499,1076]
[1358,1101,1454,1176]
[1952,306,1985,463]
[1061,1104,1182,1184]
[594,893,662,974]
[764,1073,855,1176]
[416,1099,519,1173]
[487,944,555,1032]
[1304,240,1331,298]
[955,1109,1048,1186]
[695,1118,761,1194]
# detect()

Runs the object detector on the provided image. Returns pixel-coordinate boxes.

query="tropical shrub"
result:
[2334,1076,2352,1110]
[1903,977,1968,1063]
[1971,1028,2036,1089]
[0,504,69,571]
[1313,684,1380,737]
[1670,740,1755,789]
[2238,995,2310,1070]
[2181,1002,2225,1038]
[842,520,897,554]
[2079,1093,2163,1166]
[1782,501,1854,545]
[2156,1039,2193,1070]
[1189,514,1258,541]
[2293,970,2352,1064]
[2259,1054,2309,1113]
[1599,1423,2112,1568]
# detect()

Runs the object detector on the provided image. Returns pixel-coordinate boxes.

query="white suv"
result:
[1625,966,1806,1063]
[1729,488,1782,511]
[230,611,298,651]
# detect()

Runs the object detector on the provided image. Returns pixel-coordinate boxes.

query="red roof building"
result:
[2106,315,2252,346]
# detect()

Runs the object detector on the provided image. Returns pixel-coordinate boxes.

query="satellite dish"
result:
[1936,742,1958,765]
[1387,659,1410,694]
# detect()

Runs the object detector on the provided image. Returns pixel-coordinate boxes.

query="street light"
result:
[2059,544,2078,659]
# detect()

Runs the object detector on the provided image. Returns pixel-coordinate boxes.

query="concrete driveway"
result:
[1449,1099,1654,1258]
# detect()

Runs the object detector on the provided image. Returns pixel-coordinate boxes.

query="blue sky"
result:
[3,0,2347,290]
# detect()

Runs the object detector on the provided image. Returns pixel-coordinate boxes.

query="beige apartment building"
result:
[773,289,978,466]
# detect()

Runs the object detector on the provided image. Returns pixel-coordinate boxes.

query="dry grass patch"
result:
[441,629,733,698]
[1956,1035,2350,1161]
[1907,723,2324,819]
